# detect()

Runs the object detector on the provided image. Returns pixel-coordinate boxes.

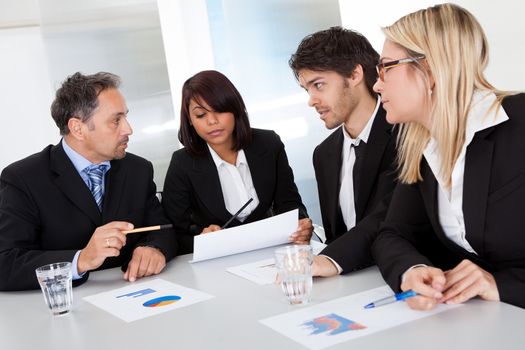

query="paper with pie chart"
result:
[84,278,214,322]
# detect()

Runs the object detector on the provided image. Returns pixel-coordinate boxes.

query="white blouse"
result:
[423,90,509,254]
[208,146,260,222]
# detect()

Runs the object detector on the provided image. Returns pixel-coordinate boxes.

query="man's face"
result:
[298,69,357,129]
[81,88,132,163]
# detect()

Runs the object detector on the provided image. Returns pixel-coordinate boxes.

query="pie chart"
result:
[143,295,181,307]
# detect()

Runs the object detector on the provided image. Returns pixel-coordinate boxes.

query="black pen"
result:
[221,198,253,229]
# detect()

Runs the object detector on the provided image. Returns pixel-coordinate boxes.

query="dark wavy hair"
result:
[179,70,252,156]
[289,26,379,97]
[51,72,121,135]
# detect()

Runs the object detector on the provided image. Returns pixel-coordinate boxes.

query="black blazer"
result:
[314,106,398,272]
[162,128,308,254]
[373,93,525,308]
[0,143,177,291]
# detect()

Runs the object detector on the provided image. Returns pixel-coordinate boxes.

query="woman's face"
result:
[188,98,236,149]
[373,40,431,128]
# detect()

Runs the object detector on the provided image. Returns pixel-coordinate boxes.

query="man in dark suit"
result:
[289,27,397,276]
[0,72,177,291]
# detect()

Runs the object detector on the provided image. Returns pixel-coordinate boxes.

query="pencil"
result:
[221,198,253,229]
[122,224,173,235]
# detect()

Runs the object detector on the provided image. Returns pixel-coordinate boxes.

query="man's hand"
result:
[78,221,132,274]
[441,259,499,304]
[200,225,221,234]
[124,246,166,282]
[401,266,445,310]
[289,218,313,244]
[312,255,339,277]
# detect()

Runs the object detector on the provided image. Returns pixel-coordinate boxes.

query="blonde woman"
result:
[372,3,525,310]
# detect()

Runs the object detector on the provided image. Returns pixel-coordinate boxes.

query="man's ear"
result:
[67,117,84,140]
[349,64,365,87]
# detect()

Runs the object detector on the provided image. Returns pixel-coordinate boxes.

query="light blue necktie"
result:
[84,164,108,210]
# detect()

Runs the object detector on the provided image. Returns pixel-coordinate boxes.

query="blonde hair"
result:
[384,3,512,186]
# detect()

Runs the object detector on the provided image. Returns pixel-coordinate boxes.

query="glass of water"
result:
[274,245,313,305]
[35,262,73,316]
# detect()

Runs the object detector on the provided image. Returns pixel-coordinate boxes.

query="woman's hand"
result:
[441,259,499,304]
[401,266,445,310]
[289,218,313,244]
[200,225,221,234]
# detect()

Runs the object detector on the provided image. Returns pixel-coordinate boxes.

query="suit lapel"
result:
[418,160,469,255]
[462,127,495,255]
[102,159,126,221]
[244,138,272,218]
[355,106,391,219]
[191,151,232,222]
[322,131,344,229]
[420,159,440,230]
[421,142,492,259]
[50,143,101,226]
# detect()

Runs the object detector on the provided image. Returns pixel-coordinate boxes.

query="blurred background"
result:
[1,0,523,225]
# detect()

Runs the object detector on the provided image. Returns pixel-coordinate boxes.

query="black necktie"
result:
[352,141,366,206]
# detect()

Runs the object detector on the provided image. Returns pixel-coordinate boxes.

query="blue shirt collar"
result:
[61,138,111,174]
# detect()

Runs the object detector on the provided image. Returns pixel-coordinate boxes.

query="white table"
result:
[1,246,524,349]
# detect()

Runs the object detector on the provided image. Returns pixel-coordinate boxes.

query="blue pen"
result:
[364,290,418,309]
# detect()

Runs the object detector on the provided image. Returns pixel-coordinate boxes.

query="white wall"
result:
[339,0,525,91]
[0,26,56,171]
[0,0,524,174]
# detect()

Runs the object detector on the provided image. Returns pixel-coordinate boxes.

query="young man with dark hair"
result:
[289,27,397,276]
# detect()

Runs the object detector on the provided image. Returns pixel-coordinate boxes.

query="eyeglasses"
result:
[376,55,426,81]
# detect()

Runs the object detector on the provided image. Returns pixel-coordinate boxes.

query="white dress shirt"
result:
[423,90,509,254]
[323,98,381,274]
[339,97,381,231]
[208,145,260,222]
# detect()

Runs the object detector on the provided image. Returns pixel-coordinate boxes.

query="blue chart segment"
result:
[117,288,156,299]
[143,295,182,308]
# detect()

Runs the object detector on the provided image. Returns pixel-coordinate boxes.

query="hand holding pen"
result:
[400,266,446,310]
[200,198,254,234]
[364,266,447,310]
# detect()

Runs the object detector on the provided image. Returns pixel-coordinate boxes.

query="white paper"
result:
[226,258,277,285]
[260,285,462,349]
[83,278,214,322]
[226,241,327,285]
[191,209,298,262]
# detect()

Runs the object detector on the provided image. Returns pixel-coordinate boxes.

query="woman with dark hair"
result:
[162,70,312,254]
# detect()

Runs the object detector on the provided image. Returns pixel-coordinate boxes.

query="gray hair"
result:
[51,72,121,135]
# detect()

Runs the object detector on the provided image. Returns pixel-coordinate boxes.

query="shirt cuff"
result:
[319,254,343,275]
[72,250,87,280]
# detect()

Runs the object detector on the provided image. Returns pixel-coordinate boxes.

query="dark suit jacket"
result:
[0,142,177,291]
[314,106,398,272]
[372,93,525,308]
[162,128,308,254]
